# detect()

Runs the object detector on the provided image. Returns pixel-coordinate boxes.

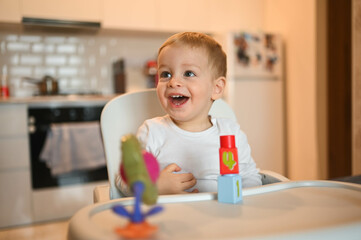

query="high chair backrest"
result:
[100,89,237,200]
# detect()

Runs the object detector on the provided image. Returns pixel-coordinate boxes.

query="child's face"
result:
[157,44,224,129]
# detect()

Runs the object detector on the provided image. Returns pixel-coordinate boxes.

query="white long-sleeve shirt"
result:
[136,115,261,192]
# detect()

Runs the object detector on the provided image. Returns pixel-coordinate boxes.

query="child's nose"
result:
[167,76,182,88]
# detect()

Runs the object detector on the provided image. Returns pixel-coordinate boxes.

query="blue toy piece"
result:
[217,174,243,204]
[112,182,163,223]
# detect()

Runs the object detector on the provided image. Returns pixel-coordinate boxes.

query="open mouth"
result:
[168,95,189,106]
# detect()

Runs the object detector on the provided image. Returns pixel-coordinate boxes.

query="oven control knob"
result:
[69,109,77,120]
[28,125,36,133]
[28,116,36,124]
[52,109,61,117]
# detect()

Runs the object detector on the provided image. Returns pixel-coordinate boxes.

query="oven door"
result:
[28,106,108,189]
[28,104,109,222]
[28,105,108,189]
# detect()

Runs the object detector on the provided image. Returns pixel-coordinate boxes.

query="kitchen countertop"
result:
[0,94,118,108]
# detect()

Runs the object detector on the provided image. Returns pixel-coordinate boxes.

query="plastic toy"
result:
[217,135,243,204]
[219,135,239,175]
[218,174,243,203]
[112,134,163,238]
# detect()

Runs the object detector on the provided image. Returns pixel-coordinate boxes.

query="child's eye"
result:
[160,71,171,79]
[184,71,195,77]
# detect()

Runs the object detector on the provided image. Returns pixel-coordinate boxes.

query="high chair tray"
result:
[68,181,361,240]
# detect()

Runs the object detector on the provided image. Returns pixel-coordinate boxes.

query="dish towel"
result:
[40,121,106,176]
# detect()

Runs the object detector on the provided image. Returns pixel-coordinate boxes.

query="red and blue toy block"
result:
[217,135,243,204]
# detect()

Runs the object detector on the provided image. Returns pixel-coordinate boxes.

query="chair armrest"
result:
[93,185,110,203]
[259,170,289,185]
[93,172,289,202]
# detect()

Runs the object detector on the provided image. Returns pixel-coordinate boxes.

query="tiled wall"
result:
[0,28,168,97]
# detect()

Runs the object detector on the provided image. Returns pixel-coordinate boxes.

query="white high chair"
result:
[94,89,288,203]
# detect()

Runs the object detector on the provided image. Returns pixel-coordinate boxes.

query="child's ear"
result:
[211,76,226,100]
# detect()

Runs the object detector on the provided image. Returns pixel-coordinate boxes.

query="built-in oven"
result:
[27,99,110,222]
[28,103,108,189]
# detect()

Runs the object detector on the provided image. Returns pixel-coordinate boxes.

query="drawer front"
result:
[32,181,107,222]
[0,170,33,228]
[0,137,30,170]
[0,104,28,136]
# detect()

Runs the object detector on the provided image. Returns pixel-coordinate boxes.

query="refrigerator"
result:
[215,32,286,176]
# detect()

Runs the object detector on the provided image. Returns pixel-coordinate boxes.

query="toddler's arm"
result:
[157,163,199,194]
[115,173,132,197]
[116,163,199,196]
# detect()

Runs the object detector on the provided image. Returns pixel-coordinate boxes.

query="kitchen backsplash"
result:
[0,28,169,97]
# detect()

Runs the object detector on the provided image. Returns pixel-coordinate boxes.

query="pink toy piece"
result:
[142,151,160,183]
[120,151,160,184]
[120,164,127,183]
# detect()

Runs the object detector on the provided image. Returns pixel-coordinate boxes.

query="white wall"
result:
[264,0,319,180]
[231,78,286,175]
[214,2,286,176]
[217,0,323,180]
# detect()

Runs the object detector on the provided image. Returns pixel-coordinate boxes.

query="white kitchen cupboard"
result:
[0,0,21,23]
[208,0,265,32]
[32,181,107,222]
[103,0,157,30]
[0,104,33,228]
[20,0,102,22]
[0,0,264,33]
[103,0,210,32]
[0,137,29,170]
[0,171,33,227]
[102,0,264,33]
[0,104,27,138]
[156,0,210,32]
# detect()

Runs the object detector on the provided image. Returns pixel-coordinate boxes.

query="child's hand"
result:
[157,163,199,195]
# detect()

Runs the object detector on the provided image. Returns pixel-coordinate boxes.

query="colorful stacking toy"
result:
[112,134,163,238]
[217,135,243,204]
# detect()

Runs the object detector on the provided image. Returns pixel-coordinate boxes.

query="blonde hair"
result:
[158,32,227,78]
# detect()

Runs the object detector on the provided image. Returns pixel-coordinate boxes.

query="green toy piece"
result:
[222,151,236,170]
[121,134,158,205]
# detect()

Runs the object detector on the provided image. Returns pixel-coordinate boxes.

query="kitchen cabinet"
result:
[0,0,21,23]
[208,0,265,32]
[0,104,33,228]
[32,181,107,222]
[0,104,27,138]
[0,171,33,227]
[20,0,102,22]
[0,137,29,170]
[0,0,101,24]
[157,0,210,32]
[103,0,210,32]
[103,0,157,30]
[102,0,264,33]
[0,0,264,33]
